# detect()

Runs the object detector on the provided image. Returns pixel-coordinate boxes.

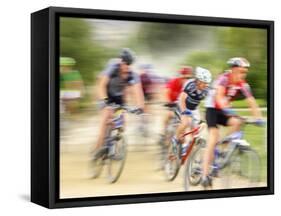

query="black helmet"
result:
[119,48,135,65]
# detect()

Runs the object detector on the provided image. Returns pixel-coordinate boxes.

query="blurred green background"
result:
[60,17,267,106]
[60,17,268,183]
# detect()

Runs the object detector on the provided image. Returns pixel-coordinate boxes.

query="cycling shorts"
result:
[205,108,230,128]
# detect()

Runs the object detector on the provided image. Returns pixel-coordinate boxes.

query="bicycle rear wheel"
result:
[107,133,127,183]
[163,140,181,181]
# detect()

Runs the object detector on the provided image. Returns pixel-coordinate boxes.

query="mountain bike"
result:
[184,116,263,190]
[89,104,139,183]
[157,103,181,169]
[163,114,206,181]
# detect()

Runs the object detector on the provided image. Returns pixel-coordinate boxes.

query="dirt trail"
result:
[60,145,266,198]
[60,108,266,199]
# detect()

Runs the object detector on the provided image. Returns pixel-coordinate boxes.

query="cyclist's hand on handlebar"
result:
[254,118,266,127]
[181,109,192,116]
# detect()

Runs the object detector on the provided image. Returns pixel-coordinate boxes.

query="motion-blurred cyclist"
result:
[172,67,212,152]
[162,66,193,131]
[92,48,144,158]
[201,57,265,188]
[139,64,157,103]
[138,64,158,137]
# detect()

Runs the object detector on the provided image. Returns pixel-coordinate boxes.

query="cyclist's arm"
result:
[245,96,263,118]
[98,75,109,100]
[179,92,187,112]
[215,85,229,109]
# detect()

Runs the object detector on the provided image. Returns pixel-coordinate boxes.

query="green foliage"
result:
[134,23,207,55]
[231,99,267,108]
[183,51,225,76]
[183,27,267,99]
[218,27,267,99]
[60,18,113,85]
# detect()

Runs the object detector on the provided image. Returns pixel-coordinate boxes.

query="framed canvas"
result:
[31,6,274,208]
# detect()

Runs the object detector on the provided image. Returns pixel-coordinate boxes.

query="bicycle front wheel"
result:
[184,144,205,191]
[106,135,127,183]
[222,147,261,189]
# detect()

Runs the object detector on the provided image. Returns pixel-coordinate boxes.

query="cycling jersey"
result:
[205,71,252,109]
[102,59,140,104]
[140,72,155,100]
[166,77,185,102]
[60,70,82,89]
[183,79,209,110]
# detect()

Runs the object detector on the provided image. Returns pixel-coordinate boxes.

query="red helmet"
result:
[179,66,193,76]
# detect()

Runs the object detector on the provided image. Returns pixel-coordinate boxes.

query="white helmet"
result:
[227,57,250,68]
[195,67,212,84]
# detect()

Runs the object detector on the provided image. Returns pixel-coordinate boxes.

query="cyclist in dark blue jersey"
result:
[92,48,144,156]
[173,67,212,147]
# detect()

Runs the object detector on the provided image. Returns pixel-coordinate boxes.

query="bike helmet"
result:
[179,66,193,76]
[60,57,76,66]
[195,67,212,83]
[227,57,250,68]
[119,48,135,65]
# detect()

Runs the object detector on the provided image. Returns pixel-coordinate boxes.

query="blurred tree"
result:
[184,27,267,100]
[183,51,225,76]
[217,27,267,99]
[60,18,112,85]
[134,23,208,55]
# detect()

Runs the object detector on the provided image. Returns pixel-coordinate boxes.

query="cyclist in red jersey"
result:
[163,66,193,129]
[201,57,265,188]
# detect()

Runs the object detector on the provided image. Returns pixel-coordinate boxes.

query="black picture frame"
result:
[31,6,274,209]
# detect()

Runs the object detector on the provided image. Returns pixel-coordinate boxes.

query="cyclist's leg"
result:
[225,116,243,136]
[202,128,219,177]
[191,109,201,127]
[202,108,220,179]
[175,115,192,143]
[92,106,113,152]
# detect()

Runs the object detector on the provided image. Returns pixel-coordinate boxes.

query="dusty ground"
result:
[60,106,266,199]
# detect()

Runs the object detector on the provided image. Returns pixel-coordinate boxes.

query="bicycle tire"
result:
[222,146,261,188]
[183,140,205,191]
[107,135,127,183]
[89,155,104,179]
[163,140,181,181]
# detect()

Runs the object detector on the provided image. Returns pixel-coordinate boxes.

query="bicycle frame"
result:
[211,117,261,172]
[179,123,205,165]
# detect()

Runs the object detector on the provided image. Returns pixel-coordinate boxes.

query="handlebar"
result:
[163,103,178,108]
[107,103,142,114]
[230,115,266,127]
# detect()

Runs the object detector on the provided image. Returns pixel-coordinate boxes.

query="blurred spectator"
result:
[60,57,84,114]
